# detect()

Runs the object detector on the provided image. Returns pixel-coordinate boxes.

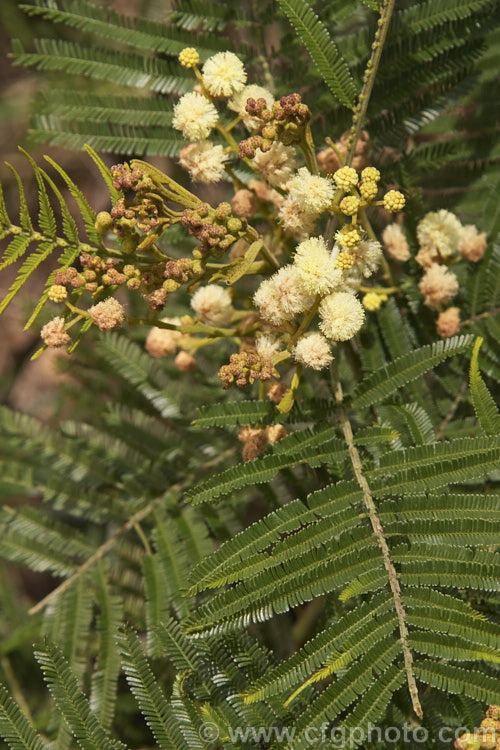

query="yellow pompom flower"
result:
[333,166,358,190]
[361,166,380,183]
[339,195,360,216]
[178,47,200,69]
[48,284,68,302]
[335,225,361,248]
[383,190,405,212]
[362,292,386,311]
[359,180,378,202]
[335,251,354,270]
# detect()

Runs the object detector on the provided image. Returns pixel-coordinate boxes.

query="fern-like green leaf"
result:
[277,0,357,108]
[34,641,126,750]
[90,563,122,732]
[351,335,474,409]
[118,627,190,750]
[0,684,49,750]
[469,337,500,436]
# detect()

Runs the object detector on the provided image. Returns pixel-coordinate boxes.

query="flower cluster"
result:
[412,209,487,337]
[181,201,250,257]
[218,348,278,389]
[37,45,487,420]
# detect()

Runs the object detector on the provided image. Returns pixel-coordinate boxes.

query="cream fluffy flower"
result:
[41,317,70,348]
[458,225,487,262]
[319,292,365,341]
[293,236,343,296]
[417,209,462,261]
[228,84,274,130]
[293,332,333,370]
[202,51,246,97]
[89,298,125,330]
[145,317,182,358]
[418,263,459,309]
[256,334,282,361]
[191,284,234,326]
[382,224,410,262]
[173,92,218,142]
[253,142,297,189]
[436,307,461,338]
[278,197,317,240]
[287,167,334,214]
[178,141,227,183]
[254,266,314,324]
[348,239,382,279]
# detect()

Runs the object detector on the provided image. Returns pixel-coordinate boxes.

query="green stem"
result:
[289,296,321,348]
[344,0,397,165]
[299,124,319,175]
[260,243,281,271]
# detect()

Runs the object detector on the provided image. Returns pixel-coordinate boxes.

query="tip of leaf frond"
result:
[472,336,484,358]
[30,344,46,360]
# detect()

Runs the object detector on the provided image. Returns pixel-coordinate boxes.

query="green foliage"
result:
[276,0,357,108]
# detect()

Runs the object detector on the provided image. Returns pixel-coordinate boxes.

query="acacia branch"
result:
[333,376,423,719]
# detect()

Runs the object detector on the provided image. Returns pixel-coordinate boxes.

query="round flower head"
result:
[228,84,274,130]
[333,166,358,190]
[175,351,197,371]
[335,225,362,249]
[362,292,386,311]
[178,47,199,69]
[253,142,297,189]
[339,196,360,216]
[417,209,462,261]
[436,307,461,338]
[179,141,227,183]
[191,284,233,326]
[383,190,405,213]
[231,189,256,219]
[458,224,487,262]
[202,51,246,97]
[293,332,333,370]
[335,250,355,271]
[359,180,378,202]
[278,196,317,240]
[361,166,380,183]
[319,292,365,341]
[89,297,125,331]
[293,236,343,295]
[145,317,182,358]
[41,317,70,348]
[287,167,335,214]
[418,263,459,309]
[350,239,382,278]
[48,284,68,302]
[254,266,314,325]
[256,334,282,361]
[382,223,410,262]
[173,92,218,142]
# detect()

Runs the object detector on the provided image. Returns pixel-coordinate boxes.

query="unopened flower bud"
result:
[95,211,113,234]
[47,284,68,302]
[178,47,200,68]
[383,190,405,212]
